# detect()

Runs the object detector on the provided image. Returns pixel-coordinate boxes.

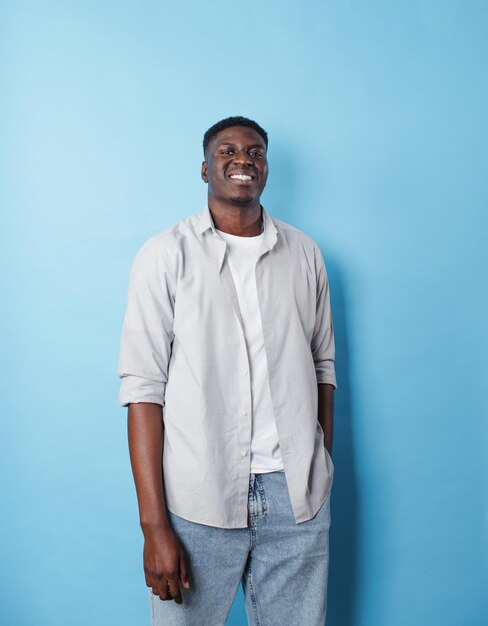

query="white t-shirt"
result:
[216,227,285,473]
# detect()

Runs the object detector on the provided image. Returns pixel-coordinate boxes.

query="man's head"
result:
[201,116,269,207]
[203,116,268,156]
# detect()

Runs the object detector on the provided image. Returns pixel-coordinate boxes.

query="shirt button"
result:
[244,371,249,377]
[241,409,248,416]
[241,450,248,457]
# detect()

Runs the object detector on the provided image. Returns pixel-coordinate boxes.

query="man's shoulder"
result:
[126,211,202,277]
[272,215,321,252]
[136,210,201,253]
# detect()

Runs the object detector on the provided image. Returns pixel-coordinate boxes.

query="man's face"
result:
[201,126,268,206]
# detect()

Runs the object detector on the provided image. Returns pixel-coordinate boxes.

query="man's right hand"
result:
[143,525,191,604]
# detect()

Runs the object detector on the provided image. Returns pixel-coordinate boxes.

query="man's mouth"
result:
[228,172,255,181]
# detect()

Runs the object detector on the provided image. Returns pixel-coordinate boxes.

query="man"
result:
[118,116,337,625]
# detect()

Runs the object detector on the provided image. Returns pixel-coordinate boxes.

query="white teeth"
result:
[230,174,252,180]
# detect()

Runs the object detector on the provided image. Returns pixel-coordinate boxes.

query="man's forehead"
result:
[210,125,266,148]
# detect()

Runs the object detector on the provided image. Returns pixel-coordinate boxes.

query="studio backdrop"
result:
[1,2,487,625]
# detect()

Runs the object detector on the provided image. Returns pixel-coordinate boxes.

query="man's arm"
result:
[127,402,191,604]
[118,241,189,603]
[311,244,337,457]
[317,383,334,456]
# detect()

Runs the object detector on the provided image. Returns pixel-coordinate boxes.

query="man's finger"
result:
[156,574,170,601]
[179,551,191,590]
[167,576,183,604]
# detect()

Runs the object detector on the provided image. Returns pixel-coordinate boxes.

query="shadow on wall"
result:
[322,256,358,626]
[265,145,359,626]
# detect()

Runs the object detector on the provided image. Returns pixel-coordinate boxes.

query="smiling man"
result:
[118,116,337,625]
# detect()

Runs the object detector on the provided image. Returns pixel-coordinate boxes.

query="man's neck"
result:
[208,199,263,237]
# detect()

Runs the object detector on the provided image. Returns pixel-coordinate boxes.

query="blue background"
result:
[1,1,487,625]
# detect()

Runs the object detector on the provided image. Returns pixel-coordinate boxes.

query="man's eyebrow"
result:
[216,141,266,150]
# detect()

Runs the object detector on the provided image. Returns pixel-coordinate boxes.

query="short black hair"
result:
[203,116,268,155]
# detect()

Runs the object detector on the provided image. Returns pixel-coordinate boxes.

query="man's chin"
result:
[228,191,261,205]
[209,188,264,206]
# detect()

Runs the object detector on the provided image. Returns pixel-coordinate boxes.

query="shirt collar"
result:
[196,202,278,252]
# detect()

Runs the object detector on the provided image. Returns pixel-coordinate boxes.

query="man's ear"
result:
[201,161,208,183]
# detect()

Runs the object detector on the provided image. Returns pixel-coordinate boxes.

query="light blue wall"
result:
[1,2,487,625]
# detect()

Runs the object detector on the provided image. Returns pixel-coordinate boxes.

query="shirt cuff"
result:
[119,376,167,407]
[316,372,337,389]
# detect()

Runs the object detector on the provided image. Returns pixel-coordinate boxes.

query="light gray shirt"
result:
[118,203,337,528]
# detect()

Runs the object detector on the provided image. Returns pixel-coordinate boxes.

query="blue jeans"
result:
[149,471,331,626]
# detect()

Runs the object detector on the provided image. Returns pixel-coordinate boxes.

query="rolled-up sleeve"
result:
[311,245,337,389]
[118,239,175,407]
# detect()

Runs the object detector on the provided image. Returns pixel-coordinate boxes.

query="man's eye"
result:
[221,150,233,155]
[250,151,263,157]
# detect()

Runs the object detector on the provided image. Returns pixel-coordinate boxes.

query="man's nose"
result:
[233,149,253,165]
